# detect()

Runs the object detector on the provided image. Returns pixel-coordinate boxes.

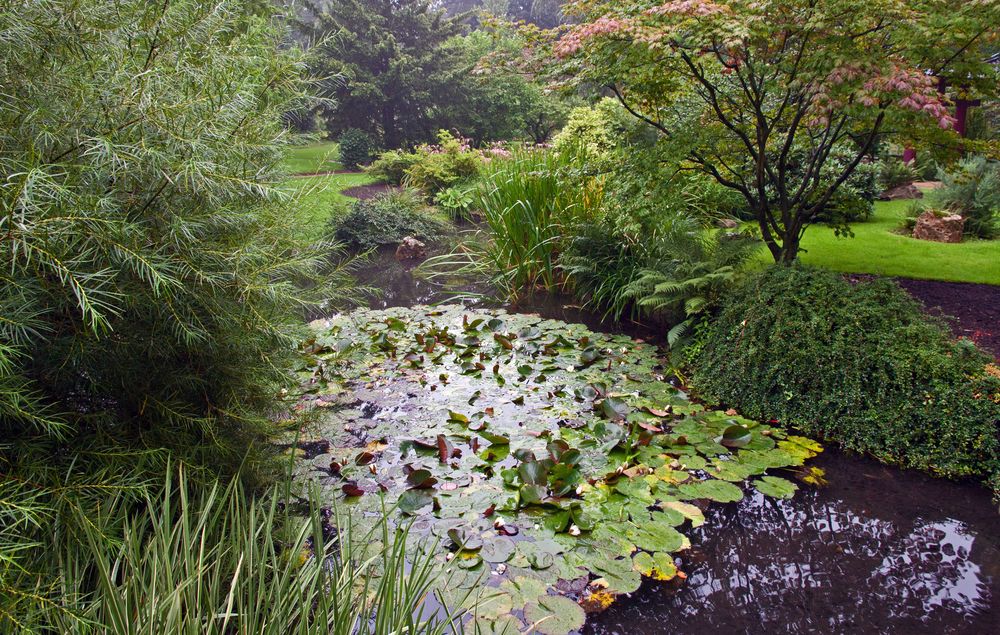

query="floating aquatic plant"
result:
[291,306,821,634]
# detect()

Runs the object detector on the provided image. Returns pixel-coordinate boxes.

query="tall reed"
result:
[433,147,603,302]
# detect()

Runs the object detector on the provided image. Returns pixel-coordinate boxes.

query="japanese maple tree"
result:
[548,0,999,261]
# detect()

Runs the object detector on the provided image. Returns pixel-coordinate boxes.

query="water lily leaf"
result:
[754,475,799,499]
[677,479,744,503]
[719,424,752,448]
[480,430,510,445]
[524,595,585,635]
[405,469,437,489]
[481,535,516,563]
[494,334,514,350]
[660,500,705,527]
[463,589,514,620]
[398,490,434,515]
[632,551,678,581]
[448,410,470,424]
[519,484,547,506]
[624,522,685,553]
[470,616,523,635]
[457,552,483,569]
[448,527,484,551]
[341,482,365,497]
[599,397,629,421]
[588,556,642,594]
[518,461,549,485]
[542,510,571,533]
[500,576,548,610]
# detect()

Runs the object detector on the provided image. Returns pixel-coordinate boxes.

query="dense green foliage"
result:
[879,158,919,190]
[932,156,1000,239]
[335,190,450,249]
[692,267,1000,494]
[296,1,565,147]
[338,128,376,168]
[473,147,603,298]
[561,216,757,332]
[0,1,355,626]
[296,0,465,147]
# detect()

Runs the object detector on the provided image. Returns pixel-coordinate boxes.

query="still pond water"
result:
[350,252,1000,634]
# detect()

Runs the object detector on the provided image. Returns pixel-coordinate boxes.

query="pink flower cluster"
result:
[555,15,632,58]
[482,142,513,159]
[644,0,728,17]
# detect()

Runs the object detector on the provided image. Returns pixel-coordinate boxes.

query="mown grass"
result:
[284,142,343,175]
[757,200,1000,285]
[282,143,375,240]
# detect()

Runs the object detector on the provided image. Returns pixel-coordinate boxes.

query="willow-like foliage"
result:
[0,1,357,627]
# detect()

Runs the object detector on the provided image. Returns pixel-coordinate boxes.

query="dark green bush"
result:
[692,266,1000,495]
[338,128,375,169]
[335,190,449,250]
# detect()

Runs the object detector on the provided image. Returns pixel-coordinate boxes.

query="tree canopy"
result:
[545,0,1000,261]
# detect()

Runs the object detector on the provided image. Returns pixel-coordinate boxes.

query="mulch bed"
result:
[341,183,399,200]
[894,278,1000,359]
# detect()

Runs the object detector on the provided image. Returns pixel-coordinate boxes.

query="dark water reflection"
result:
[586,451,1000,634]
[350,250,1000,634]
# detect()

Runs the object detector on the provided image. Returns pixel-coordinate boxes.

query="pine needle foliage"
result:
[0,0,358,626]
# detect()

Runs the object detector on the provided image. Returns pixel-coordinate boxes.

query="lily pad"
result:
[524,595,586,635]
[632,551,678,580]
[481,535,516,563]
[754,475,799,499]
[677,479,744,503]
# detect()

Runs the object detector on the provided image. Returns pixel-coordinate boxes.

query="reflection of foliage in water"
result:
[290,306,821,634]
[588,484,997,635]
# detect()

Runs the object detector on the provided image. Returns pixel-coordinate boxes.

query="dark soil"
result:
[895,278,1000,359]
[341,183,399,200]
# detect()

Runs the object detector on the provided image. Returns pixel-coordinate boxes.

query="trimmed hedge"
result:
[692,266,1000,495]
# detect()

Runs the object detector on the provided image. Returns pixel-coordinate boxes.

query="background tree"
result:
[442,30,570,143]
[297,0,465,147]
[548,0,1000,261]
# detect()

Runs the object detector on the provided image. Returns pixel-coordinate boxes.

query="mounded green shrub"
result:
[334,190,449,250]
[692,266,1000,494]
[338,128,375,169]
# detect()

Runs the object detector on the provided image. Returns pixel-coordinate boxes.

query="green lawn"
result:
[768,199,1000,285]
[281,142,374,240]
[283,142,342,175]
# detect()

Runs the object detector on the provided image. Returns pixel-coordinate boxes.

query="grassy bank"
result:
[282,142,375,240]
[789,199,1000,285]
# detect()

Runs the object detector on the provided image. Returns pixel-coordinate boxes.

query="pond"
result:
[305,249,1000,633]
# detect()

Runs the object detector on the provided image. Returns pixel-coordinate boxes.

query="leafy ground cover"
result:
[791,200,1000,285]
[290,306,823,634]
